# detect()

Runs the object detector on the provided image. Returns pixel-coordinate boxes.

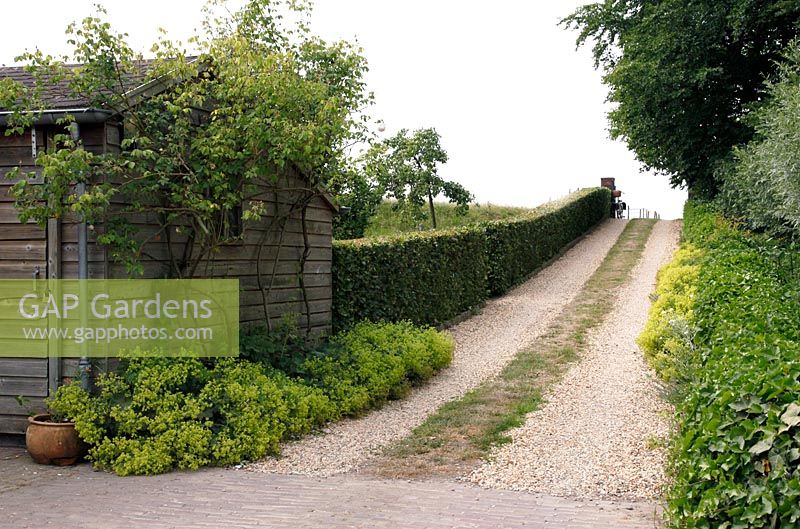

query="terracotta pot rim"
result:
[27,414,75,427]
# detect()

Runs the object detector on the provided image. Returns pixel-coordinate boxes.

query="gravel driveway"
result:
[250,220,627,477]
[469,220,680,499]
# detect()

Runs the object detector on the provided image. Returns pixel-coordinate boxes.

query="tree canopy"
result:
[363,128,472,229]
[329,167,383,240]
[563,0,800,197]
[717,42,800,236]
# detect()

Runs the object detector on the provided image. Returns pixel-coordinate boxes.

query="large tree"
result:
[364,128,472,229]
[563,0,800,198]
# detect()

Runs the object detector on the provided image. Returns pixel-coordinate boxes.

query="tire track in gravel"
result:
[249,220,627,477]
[469,220,680,500]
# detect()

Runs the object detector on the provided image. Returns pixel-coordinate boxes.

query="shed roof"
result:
[0,61,152,111]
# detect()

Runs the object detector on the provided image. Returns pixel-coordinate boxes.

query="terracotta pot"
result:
[25,414,84,466]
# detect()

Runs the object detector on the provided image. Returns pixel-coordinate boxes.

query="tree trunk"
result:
[428,189,437,229]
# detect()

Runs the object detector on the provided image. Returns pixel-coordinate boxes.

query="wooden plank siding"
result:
[0,128,50,433]
[102,167,335,334]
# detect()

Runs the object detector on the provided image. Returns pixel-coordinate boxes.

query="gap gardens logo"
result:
[0,279,239,358]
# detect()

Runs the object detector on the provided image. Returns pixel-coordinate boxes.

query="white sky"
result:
[0,0,687,218]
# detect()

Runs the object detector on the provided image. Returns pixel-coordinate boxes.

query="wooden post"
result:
[47,218,61,394]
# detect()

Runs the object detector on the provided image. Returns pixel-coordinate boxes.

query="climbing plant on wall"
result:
[1,0,372,279]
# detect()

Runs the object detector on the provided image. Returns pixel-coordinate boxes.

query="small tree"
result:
[364,128,472,229]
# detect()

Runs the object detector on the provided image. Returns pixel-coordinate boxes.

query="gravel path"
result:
[469,220,680,500]
[250,220,627,477]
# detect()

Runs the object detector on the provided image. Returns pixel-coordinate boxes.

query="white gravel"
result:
[469,220,680,500]
[249,220,628,477]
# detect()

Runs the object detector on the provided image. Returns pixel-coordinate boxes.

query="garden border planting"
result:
[640,203,800,528]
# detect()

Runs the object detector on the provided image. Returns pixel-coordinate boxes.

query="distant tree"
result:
[563,0,800,198]
[364,128,472,229]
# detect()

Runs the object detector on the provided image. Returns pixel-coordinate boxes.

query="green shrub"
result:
[302,321,455,416]
[332,188,611,331]
[637,244,702,382]
[240,315,318,374]
[48,321,454,476]
[660,203,800,528]
[49,356,331,476]
[717,42,800,237]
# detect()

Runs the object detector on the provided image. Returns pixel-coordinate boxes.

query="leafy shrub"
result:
[637,244,702,382]
[48,321,453,476]
[302,321,454,416]
[240,315,318,374]
[659,203,800,528]
[332,188,611,331]
[718,42,800,237]
[49,356,331,476]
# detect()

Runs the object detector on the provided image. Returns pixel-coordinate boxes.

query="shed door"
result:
[0,127,51,434]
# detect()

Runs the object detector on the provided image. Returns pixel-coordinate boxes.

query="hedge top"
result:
[334,187,607,247]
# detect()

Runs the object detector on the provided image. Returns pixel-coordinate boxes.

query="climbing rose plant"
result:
[1,0,372,276]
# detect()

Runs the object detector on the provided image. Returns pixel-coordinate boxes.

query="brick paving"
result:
[0,447,661,529]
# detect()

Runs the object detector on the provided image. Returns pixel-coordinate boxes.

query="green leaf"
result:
[781,403,800,428]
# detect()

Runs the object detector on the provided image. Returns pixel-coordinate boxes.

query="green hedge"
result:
[333,228,488,331]
[643,203,800,528]
[484,188,611,295]
[333,188,611,331]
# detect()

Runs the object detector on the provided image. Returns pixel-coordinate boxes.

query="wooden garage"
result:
[0,62,337,434]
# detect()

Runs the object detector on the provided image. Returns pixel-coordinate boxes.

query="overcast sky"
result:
[0,0,687,218]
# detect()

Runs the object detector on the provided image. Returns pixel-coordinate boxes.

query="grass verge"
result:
[368,219,657,478]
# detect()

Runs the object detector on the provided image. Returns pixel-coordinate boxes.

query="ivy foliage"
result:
[642,203,800,528]
[563,0,800,197]
[1,0,371,276]
[48,321,454,476]
[332,187,610,331]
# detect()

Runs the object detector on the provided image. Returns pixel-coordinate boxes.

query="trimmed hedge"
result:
[333,228,488,331]
[484,188,611,294]
[333,188,611,331]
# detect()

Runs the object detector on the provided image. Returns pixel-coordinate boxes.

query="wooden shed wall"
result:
[0,124,114,433]
[107,168,334,335]
[0,122,334,433]
[0,127,50,433]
